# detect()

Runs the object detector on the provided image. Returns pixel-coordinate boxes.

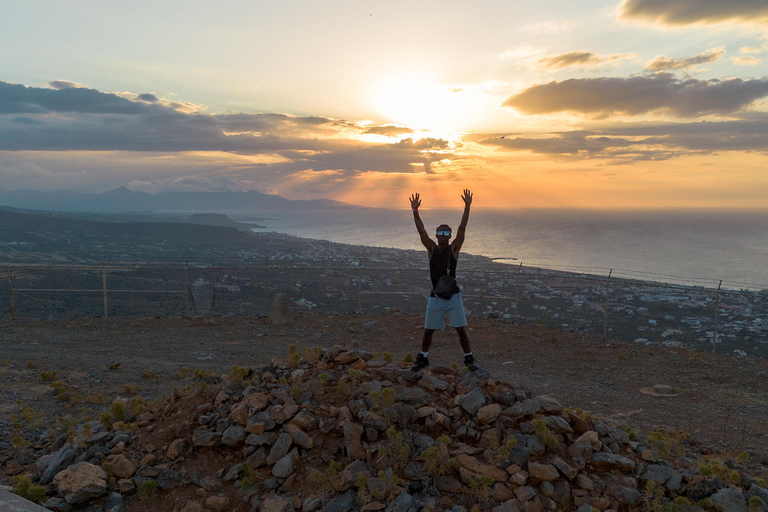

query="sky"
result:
[1,0,768,209]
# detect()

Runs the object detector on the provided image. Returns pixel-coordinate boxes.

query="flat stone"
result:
[267,433,292,465]
[455,454,508,481]
[192,429,222,447]
[322,491,354,512]
[157,467,182,489]
[342,420,365,460]
[458,387,487,415]
[272,449,299,478]
[284,423,313,449]
[536,395,563,414]
[419,375,449,391]
[0,488,53,511]
[590,452,636,472]
[260,493,295,512]
[205,496,231,512]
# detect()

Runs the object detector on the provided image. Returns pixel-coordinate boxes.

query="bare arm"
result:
[410,193,436,252]
[452,189,472,256]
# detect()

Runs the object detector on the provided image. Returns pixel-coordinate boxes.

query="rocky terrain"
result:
[3,344,768,512]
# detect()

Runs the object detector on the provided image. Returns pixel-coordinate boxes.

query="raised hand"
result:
[410,193,421,210]
[461,189,473,206]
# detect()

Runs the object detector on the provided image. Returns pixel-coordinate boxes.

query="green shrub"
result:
[11,475,46,503]
[40,370,57,381]
[110,400,126,422]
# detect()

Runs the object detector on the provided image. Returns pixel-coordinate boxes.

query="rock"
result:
[528,462,559,483]
[322,492,355,512]
[221,425,247,446]
[205,496,231,512]
[289,409,319,430]
[710,488,747,512]
[190,472,223,492]
[157,467,182,489]
[590,452,636,472]
[166,438,187,460]
[536,395,563,414]
[231,392,270,425]
[43,497,72,512]
[304,497,323,512]
[179,501,206,512]
[515,485,536,502]
[40,444,78,485]
[103,492,125,512]
[192,428,222,447]
[506,398,541,418]
[476,403,502,424]
[267,433,293,465]
[394,387,428,403]
[455,454,508,482]
[551,457,577,480]
[437,476,464,494]
[361,503,387,512]
[546,415,573,434]
[272,449,299,478]
[607,482,640,506]
[494,483,516,502]
[359,411,387,431]
[261,493,296,512]
[53,461,108,504]
[384,493,413,512]
[342,420,365,460]
[458,387,487,415]
[117,479,135,493]
[574,474,593,490]
[333,460,371,492]
[388,402,419,428]
[110,455,136,479]
[419,375,450,391]
[284,423,314,449]
[642,463,683,491]
[246,432,278,446]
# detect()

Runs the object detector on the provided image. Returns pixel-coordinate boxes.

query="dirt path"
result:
[2,313,767,469]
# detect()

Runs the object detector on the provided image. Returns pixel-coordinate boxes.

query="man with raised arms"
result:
[409,189,478,373]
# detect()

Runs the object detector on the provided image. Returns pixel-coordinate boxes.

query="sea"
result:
[235,208,768,291]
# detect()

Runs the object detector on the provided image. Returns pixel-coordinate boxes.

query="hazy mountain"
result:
[0,187,361,213]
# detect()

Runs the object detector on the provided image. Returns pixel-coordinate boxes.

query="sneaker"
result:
[464,354,479,372]
[411,353,429,372]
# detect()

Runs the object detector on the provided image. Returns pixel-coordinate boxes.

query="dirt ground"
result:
[2,312,768,470]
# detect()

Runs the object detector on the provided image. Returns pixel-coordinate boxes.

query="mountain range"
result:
[0,187,360,213]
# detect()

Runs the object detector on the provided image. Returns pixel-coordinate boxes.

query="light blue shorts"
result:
[424,293,467,330]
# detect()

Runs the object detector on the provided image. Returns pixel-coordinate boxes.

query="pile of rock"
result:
[5,346,768,512]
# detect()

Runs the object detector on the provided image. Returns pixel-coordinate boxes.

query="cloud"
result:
[733,56,762,66]
[481,116,768,161]
[620,0,768,26]
[364,125,414,137]
[138,93,158,102]
[644,46,725,71]
[47,80,86,90]
[502,73,768,118]
[0,81,155,115]
[537,51,636,70]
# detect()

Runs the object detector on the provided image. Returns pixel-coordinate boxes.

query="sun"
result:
[371,73,471,132]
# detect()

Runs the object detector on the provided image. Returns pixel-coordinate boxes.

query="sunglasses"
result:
[436,230,452,237]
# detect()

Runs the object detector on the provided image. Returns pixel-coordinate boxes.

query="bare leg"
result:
[421,329,436,353]
[456,326,471,354]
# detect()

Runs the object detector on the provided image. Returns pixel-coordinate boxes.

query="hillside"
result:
[1,314,767,511]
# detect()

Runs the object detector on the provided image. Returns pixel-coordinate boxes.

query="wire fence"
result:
[3,263,767,359]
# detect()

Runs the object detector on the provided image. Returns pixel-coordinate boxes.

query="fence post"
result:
[602,269,612,341]
[184,258,189,317]
[712,280,722,353]
[102,262,108,319]
[264,257,269,316]
[514,263,522,324]
[8,267,14,323]
[358,268,363,313]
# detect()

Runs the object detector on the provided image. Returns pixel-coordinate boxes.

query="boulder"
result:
[39,444,78,485]
[710,488,747,512]
[53,462,108,504]
[267,433,293,465]
[231,392,270,425]
[477,403,502,424]
[103,492,125,512]
[590,452,636,472]
[528,462,559,483]
[284,423,314,449]
[222,425,247,446]
[342,420,365,460]
[205,496,231,512]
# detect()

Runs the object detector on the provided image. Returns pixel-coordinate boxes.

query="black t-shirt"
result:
[429,245,457,290]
